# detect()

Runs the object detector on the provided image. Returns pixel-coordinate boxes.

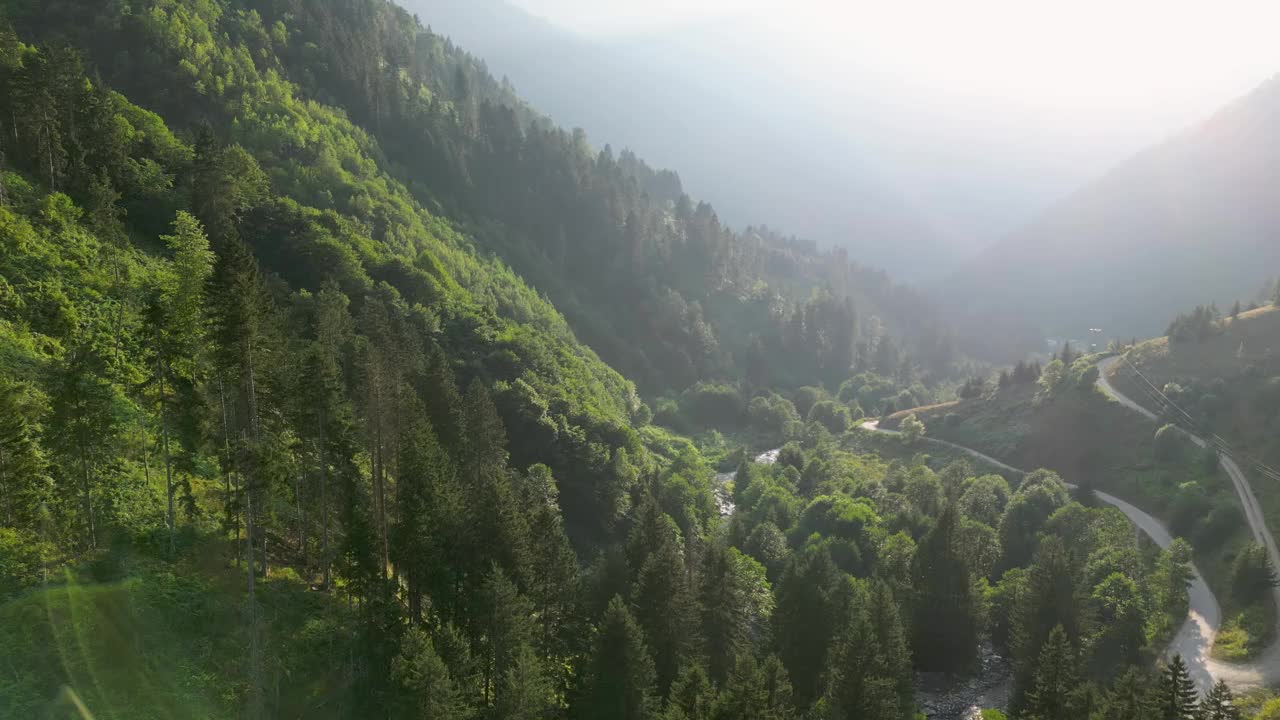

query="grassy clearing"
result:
[0,542,361,718]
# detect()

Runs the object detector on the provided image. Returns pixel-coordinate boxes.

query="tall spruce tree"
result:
[573,596,657,720]
[910,504,977,672]
[1024,626,1084,720]
[1158,654,1199,720]
[1198,679,1240,720]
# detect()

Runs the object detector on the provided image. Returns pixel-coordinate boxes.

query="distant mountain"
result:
[945,76,1280,358]
[406,0,957,278]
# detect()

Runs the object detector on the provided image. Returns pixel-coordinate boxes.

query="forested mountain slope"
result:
[400,0,958,279]
[945,76,1280,359]
[6,0,956,394]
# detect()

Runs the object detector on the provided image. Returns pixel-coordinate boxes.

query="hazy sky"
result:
[510,0,1280,127]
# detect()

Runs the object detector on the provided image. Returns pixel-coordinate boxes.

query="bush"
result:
[748,394,800,438]
[681,382,744,428]
[900,413,926,445]
[1153,424,1185,464]
[807,400,852,434]
[792,386,828,418]
[777,442,806,471]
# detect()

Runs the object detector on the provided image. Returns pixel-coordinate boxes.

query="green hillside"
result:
[908,357,1265,657]
[0,2,1244,719]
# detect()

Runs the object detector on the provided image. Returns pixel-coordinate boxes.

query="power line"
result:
[1116,355,1280,483]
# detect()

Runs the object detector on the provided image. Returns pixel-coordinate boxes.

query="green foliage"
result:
[1157,654,1199,720]
[574,596,657,720]
[910,506,977,672]
[1230,542,1279,608]
[898,413,925,445]
[807,400,852,434]
[1153,424,1186,464]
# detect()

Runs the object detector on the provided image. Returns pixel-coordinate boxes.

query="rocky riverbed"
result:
[914,645,1011,719]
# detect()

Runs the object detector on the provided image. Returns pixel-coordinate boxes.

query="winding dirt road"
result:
[1097,355,1280,689]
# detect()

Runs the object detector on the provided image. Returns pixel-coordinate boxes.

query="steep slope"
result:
[404,0,955,278]
[946,77,1280,358]
[19,0,954,393]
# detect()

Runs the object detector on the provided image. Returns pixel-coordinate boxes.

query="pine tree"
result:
[483,567,538,709]
[866,580,913,716]
[520,464,579,662]
[711,654,795,720]
[633,527,698,697]
[699,543,773,683]
[910,505,977,673]
[1024,626,1083,720]
[1198,679,1240,720]
[822,596,903,720]
[209,237,277,718]
[1091,668,1157,720]
[460,379,530,594]
[773,548,842,707]
[663,664,715,720]
[392,413,454,622]
[390,627,473,720]
[573,596,657,720]
[152,211,214,553]
[0,378,49,531]
[1012,538,1081,711]
[1158,654,1199,720]
[495,644,552,720]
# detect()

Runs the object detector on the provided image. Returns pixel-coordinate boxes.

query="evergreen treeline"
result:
[3,0,957,396]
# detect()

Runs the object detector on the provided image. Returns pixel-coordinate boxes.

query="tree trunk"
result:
[160,360,175,555]
[295,461,306,571]
[318,409,331,589]
[244,337,264,718]
[79,447,95,550]
[219,378,240,564]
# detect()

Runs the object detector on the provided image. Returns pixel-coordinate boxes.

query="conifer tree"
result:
[1024,626,1084,720]
[822,598,903,720]
[910,504,977,672]
[482,567,538,709]
[0,378,48,531]
[390,627,473,720]
[520,464,580,662]
[152,211,214,552]
[699,542,773,683]
[573,596,657,720]
[1198,679,1240,720]
[1158,654,1199,720]
[711,654,795,720]
[663,664,715,720]
[773,548,842,707]
[634,528,698,697]
[1091,668,1157,720]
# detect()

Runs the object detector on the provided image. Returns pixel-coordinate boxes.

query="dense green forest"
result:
[0,1,1262,719]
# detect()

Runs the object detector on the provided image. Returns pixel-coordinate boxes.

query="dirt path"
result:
[1098,355,1280,689]
[860,410,1224,691]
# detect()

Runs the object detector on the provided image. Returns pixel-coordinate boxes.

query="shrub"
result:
[1153,424,1185,464]
[681,382,745,428]
[900,413,926,445]
[792,386,828,418]
[807,400,852,434]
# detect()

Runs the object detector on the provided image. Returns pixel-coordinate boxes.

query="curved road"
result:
[1097,355,1280,689]
[860,360,1268,694]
